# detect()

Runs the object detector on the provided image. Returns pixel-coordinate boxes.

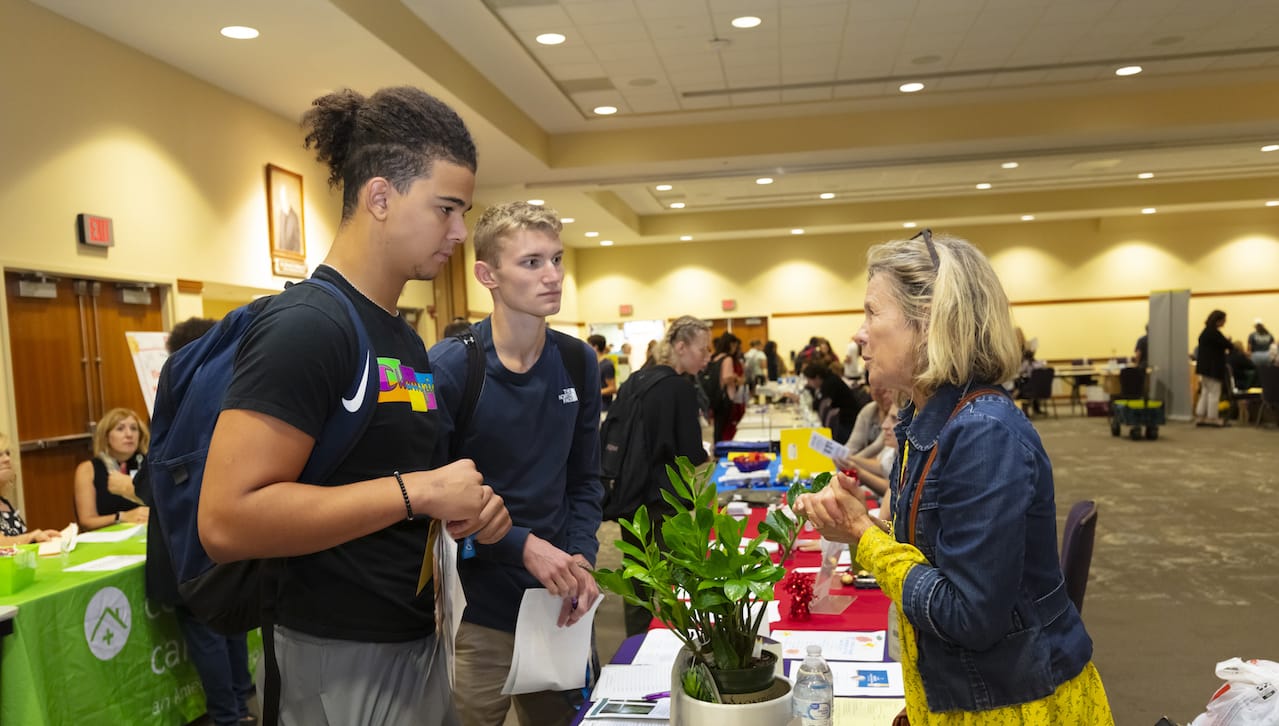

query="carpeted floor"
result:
[589,413,1279,726]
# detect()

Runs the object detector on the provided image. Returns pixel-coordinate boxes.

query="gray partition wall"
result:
[1149,290,1191,421]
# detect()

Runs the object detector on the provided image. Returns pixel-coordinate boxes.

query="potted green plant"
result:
[594,456,830,716]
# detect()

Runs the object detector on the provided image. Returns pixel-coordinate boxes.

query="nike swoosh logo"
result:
[341,351,371,413]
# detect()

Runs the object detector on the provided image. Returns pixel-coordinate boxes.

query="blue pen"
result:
[642,691,670,702]
[460,534,476,559]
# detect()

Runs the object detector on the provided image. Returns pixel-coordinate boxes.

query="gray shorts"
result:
[267,626,459,726]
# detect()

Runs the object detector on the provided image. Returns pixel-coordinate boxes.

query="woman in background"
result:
[616,315,711,635]
[1195,310,1232,428]
[74,407,149,530]
[0,432,61,545]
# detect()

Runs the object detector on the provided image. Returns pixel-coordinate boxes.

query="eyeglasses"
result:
[911,228,939,271]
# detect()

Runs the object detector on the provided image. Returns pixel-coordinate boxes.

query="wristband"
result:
[114,511,121,524]
[393,471,415,521]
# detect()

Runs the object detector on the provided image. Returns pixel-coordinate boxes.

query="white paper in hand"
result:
[502,588,603,695]
[808,431,849,461]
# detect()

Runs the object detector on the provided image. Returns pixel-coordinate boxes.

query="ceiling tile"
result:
[622,89,682,113]
[780,23,843,45]
[563,0,642,25]
[730,90,782,106]
[647,15,715,40]
[576,21,651,44]
[782,87,835,103]
[725,64,781,87]
[679,95,732,110]
[602,58,663,76]
[546,61,608,80]
[531,45,598,65]
[593,41,659,61]
[495,4,574,31]
[636,0,708,20]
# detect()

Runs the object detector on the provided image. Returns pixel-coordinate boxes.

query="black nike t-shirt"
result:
[222,265,441,642]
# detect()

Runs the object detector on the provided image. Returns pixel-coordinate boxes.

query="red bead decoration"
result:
[784,571,815,621]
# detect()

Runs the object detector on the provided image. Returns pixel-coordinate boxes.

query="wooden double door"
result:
[4,272,164,528]
[707,316,770,352]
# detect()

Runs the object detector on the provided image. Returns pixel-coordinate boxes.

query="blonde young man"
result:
[429,202,603,726]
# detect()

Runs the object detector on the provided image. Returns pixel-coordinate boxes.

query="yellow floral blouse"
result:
[857,526,1115,725]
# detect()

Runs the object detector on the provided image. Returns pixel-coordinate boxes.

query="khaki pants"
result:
[453,621,579,726]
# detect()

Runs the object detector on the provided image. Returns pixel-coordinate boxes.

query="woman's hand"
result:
[24,529,61,544]
[794,472,875,546]
[106,470,141,503]
[120,507,149,524]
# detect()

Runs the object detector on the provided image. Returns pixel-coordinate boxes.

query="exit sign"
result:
[77,214,114,247]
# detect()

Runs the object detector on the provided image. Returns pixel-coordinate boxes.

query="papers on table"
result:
[64,554,146,572]
[591,664,672,701]
[774,630,886,661]
[583,698,671,720]
[76,525,144,543]
[836,696,907,721]
[827,661,905,697]
[501,588,602,696]
[37,523,78,556]
[631,628,684,666]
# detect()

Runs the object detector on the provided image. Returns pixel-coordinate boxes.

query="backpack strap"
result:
[294,278,378,482]
[549,329,589,397]
[906,386,1010,546]
[449,329,485,458]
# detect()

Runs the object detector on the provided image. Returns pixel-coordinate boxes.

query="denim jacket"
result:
[890,382,1092,712]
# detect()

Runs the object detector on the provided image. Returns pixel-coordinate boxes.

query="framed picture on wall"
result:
[266,163,306,277]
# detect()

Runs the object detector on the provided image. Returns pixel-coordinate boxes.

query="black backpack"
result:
[696,354,727,414]
[599,366,675,521]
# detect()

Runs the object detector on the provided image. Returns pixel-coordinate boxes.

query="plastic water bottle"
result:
[792,644,834,726]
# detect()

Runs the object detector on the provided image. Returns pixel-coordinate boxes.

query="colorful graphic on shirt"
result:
[377,357,436,411]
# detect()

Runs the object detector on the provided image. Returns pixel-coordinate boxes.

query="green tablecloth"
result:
[0,526,261,725]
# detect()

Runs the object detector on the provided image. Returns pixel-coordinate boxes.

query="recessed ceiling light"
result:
[1266,201,1279,207]
[976,182,992,190]
[535,32,566,45]
[819,192,835,200]
[669,202,686,209]
[1115,65,1143,77]
[680,235,693,241]
[731,16,762,29]
[791,228,805,235]
[585,231,599,238]
[527,199,545,206]
[1021,214,1035,221]
[655,184,673,191]
[599,239,614,246]
[755,177,774,185]
[593,105,618,116]
[1001,162,1019,169]
[1142,207,1157,214]
[1262,144,1279,152]
[903,222,917,229]
[899,82,925,93]
[561,217,575,224]
[220,26,259,40]
[1138,172,1154,179]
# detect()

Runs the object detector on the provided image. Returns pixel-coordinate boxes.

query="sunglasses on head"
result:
[910,228,939,271]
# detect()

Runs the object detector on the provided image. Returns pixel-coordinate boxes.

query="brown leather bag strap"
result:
[906,387,1008,546]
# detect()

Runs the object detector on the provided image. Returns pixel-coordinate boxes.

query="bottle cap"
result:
[806,644,822,657]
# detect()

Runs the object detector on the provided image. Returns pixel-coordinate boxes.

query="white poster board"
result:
[125,331,170,416]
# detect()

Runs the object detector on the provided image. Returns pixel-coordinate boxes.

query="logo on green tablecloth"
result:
[84,586,132,660]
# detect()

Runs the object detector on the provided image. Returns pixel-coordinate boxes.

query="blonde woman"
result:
[796,231,1113,724]
[0,432,61,545]
[74,408,149,531]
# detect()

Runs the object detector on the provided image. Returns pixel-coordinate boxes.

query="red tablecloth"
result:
[648,504,891,633]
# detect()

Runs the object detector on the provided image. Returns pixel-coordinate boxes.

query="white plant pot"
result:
[670,676,793,726]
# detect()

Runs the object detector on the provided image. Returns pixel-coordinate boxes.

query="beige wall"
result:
[576,210,1279,363]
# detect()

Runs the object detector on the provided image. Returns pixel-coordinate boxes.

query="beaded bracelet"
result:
[393,471,415,521]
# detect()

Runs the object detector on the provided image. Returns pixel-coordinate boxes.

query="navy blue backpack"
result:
[147,278,377,634]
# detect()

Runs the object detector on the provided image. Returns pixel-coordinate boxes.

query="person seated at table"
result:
[795,231,1114,724]
[0,431,61,545]
[802,362,867,444]
[74,407,149,531]
[841,378,894,461]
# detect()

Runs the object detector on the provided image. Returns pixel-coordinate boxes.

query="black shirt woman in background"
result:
[73,407,149,530]
[1195,310,1232,428]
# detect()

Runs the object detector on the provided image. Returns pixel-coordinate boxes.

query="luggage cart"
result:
[1109,367,1165,440]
